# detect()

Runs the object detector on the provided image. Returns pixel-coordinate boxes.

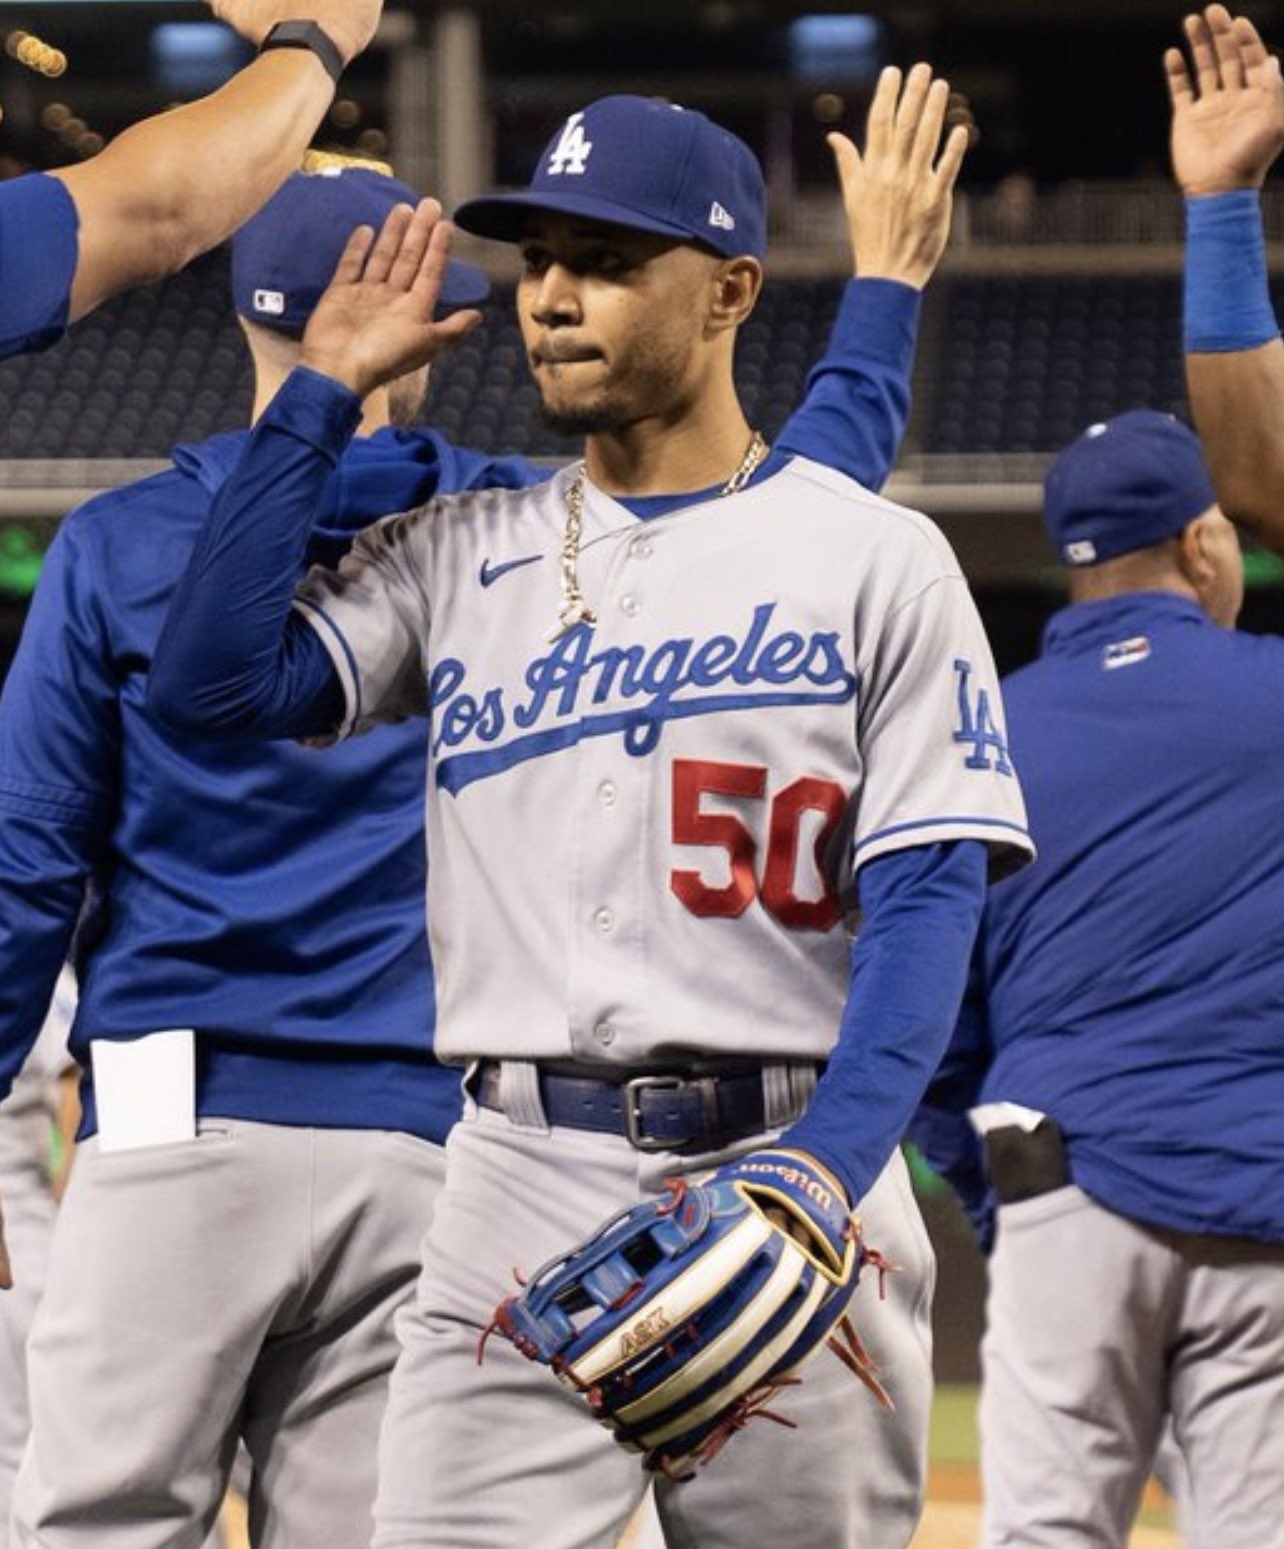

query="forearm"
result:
[776,279,919,491]
[781,839,987,1205]
[1184,191,1284,548]
[147,367,356,739]
[58,50,337,318]
[0,819,87,1103]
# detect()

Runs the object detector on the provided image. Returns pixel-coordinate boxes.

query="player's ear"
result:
[707,256,763,335]
[1176,509,1216,590]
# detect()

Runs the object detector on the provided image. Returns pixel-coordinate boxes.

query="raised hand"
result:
[828,62,971,290]
[300,200,483,402]
[1168,5,1284,194]
[207,0,384,65]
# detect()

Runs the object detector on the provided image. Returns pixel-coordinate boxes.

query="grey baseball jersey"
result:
[297,456,1031,1064]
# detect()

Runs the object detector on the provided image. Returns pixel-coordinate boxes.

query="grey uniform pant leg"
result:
[1166,1231,1284,1549]
[12,1122,442,1549]
[0,1161,56,1539]
[979,1184,1284,1549]
[373,1108,934,1549]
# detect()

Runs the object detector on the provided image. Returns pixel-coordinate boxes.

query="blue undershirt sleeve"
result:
[780,838,987,1207]
[906,951,997,1251]
[773,278,919,491]
[147,368,361,741]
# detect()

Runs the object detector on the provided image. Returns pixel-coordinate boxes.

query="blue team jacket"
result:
[0,429,540,1140]
[916,591,1284,1243]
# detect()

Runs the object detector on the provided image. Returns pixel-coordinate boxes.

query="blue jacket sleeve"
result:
[906,948,996,1251]
[0,174,78,361]
[780,838,987,1208]
[0,513,115,1099]
[147,368,360,741]
[773,278,919,492]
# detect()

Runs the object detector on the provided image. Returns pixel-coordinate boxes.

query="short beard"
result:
[538,401,623,437]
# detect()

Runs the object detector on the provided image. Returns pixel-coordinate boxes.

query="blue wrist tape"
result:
[1185,191,1279,352]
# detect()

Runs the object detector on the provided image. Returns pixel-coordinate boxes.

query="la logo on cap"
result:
[547,112,592,176]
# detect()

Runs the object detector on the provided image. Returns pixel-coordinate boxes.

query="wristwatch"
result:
[258,20,344,86]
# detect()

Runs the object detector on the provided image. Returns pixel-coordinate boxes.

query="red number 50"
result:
[669,758,846,932]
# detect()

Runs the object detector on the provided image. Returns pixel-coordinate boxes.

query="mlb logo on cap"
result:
[232,163,490,336]
[1042,410,1218,567]
[454,95,767,260]
[252,289,286,318]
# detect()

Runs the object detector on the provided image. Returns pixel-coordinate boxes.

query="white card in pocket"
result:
[91,1030,196,1154]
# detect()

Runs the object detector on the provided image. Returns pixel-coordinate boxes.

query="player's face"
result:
[516,215,723,434]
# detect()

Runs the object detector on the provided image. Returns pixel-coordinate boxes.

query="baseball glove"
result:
[481,1146,893,1478]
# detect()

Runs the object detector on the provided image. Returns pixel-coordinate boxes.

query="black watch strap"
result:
[258,20,344,85]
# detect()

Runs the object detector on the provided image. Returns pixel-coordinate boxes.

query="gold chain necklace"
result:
[550,429,769,640]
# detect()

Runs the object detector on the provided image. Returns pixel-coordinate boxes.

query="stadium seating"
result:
[2,253,1280,463]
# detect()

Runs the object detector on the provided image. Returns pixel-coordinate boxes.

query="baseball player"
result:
[909,405,1284,1549]
[0,967,75,1530]
[147,88,1031,1549]
[0,0,382,380]
[0,81,961,1549]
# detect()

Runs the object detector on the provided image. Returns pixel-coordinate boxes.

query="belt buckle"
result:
[623,1074,703,1152]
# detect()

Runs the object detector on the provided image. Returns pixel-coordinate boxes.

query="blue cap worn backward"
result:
[1043,409,1219,567]
[453,95,767,260]
[231,166,490,336]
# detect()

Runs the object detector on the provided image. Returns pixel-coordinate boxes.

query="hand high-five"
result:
[828,62,972,289]
[1167,5,1284,194]
[300,200,483,402]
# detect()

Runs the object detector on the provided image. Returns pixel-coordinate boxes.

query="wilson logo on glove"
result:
[479,1147,894,1478]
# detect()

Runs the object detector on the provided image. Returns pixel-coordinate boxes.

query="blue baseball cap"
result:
[1043,410,1219,567]
[232,166,490,336]
[453,95,767,260]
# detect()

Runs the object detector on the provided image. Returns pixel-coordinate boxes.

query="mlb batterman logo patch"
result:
[253,289,287,317]
[1103,635,1151,670]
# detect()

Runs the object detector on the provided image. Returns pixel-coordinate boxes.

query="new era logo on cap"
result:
[708,202,735,232]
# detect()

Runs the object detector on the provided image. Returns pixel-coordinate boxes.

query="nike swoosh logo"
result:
[479,554,542,588]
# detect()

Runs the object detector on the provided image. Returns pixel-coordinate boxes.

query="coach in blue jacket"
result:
[911,406,1284,1549]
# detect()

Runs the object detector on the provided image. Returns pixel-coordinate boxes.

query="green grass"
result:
[930,1383,980,1466]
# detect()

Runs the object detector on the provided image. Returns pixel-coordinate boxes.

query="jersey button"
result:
[598,780,617,807]
[594,906,615,933]
[594,1021,616,1047]
[619,592,641,617]
[630,536,653,560]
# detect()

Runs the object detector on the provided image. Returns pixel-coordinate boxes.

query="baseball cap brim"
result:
[453,190,721,250]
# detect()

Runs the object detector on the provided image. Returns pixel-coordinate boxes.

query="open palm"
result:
[1168,6,1284,194]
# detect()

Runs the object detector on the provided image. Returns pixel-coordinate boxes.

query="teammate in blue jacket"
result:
[911,403,1284,1548]
[913,16,1284,1545]
[0,70,960,1549]
[0,0,384,366]
[147,83,1028,1549]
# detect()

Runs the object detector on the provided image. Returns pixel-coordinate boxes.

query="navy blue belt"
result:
[474,1060,818,1153]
